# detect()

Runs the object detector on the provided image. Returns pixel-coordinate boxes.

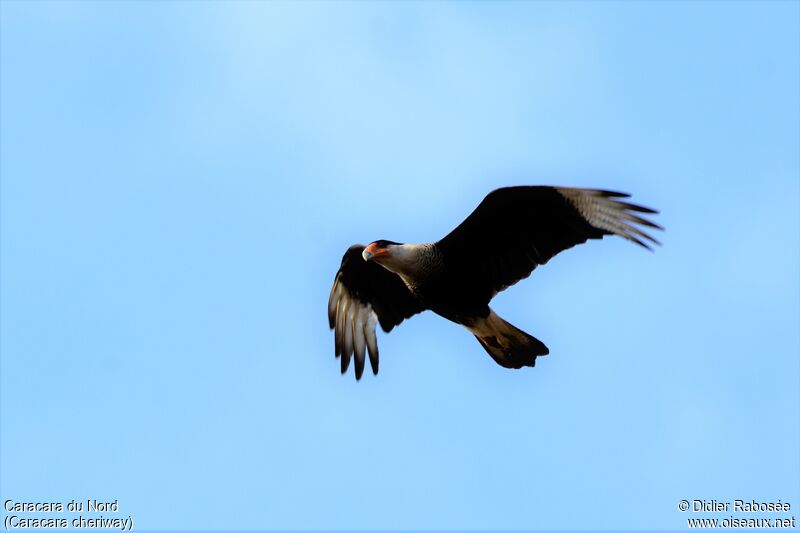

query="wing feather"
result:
[352,306,367,380]
[364,312,379,375]
[339,298,352,373]
[334,297,343,358]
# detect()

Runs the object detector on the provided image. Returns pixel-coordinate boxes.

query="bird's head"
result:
[363,240,427,278]
[362,240,401,264]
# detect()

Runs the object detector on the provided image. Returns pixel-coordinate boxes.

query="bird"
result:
[327,185,661,379]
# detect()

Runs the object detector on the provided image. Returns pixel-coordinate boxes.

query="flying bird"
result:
[327,186,661,379]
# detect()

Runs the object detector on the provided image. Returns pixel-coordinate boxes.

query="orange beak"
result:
[362,243,389,262]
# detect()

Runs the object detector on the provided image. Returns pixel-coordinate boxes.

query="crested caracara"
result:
[327,186,661,379]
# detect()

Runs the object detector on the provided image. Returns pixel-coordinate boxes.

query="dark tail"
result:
[470,310,549,369]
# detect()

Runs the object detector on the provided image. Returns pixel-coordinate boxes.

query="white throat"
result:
[378,243,430,278]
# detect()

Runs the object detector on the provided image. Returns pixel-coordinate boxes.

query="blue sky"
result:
[1,1,798,530]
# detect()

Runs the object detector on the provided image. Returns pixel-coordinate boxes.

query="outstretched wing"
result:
[328,245,426,380]
[436,186,662,302]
